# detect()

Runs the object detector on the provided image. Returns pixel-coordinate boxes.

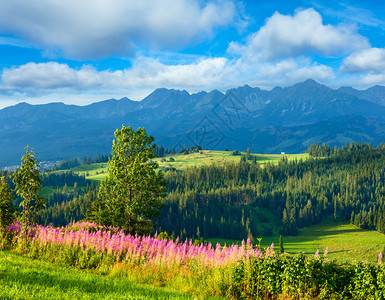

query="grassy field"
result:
[209,219,385,263]
[71,151,309,181]
[71,162,108,181]
[0,251,220,300]
[156,150,307,170]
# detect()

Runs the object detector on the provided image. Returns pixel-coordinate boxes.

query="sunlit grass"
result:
[69,151,309,182]
[0,250,203,300]
[209,219,385,263]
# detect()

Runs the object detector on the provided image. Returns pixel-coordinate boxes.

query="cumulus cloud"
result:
[0,0,237,59]
[341,48,385,73]
[1,57,228,94]
[229,56,335,89]
[229,8,369,61]
[339,48,385,87]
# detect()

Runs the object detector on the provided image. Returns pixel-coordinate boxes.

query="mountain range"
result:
[1,79,385,167]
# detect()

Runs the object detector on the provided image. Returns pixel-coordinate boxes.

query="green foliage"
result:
[12,146,45,226]
[228,254,385,299]
[0,176,14,248]
[89,126,167,234]
[0,176,13,230]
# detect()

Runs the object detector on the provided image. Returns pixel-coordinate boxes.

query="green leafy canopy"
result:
[89,126,167,234]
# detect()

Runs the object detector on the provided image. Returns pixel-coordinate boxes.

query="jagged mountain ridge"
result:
[1,79,385,166]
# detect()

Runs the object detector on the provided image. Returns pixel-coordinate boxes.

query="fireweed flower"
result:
[9,222,270,268]
[379,252,383,264]
[315,250,319,258]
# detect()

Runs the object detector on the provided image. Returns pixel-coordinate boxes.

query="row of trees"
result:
[307,142,375,157]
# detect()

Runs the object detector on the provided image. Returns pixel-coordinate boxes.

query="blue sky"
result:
[0,0,385,109]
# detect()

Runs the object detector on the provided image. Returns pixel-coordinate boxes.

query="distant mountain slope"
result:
[1,79,385,167]
[338,85,385,106]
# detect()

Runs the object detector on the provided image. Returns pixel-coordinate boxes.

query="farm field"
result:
[209,219,385,263]
[0,251,216,300]
[71,150,309,181]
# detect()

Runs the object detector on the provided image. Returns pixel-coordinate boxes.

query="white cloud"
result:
[341,48,385,73]
[230,56,335,89]
[229,8,369,61]
[1,57,229,94]
[0,0,237,59]
[339,48,385,87]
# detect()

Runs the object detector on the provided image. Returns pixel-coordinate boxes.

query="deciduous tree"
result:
[91,125,167,234]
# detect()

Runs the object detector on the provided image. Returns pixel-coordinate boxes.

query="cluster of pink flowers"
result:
[315,248,329,258]
[65,221,120,234]
[13,222,274,267]
[7,220,22,233]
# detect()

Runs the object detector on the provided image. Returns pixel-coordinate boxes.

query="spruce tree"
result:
[12,146,45,227]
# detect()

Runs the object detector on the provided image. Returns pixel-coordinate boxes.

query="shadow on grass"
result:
[300,226,365,239]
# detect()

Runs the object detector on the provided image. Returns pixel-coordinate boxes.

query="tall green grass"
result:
[0,250,209,299]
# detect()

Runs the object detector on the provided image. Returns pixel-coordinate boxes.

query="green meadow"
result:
[209,219,385,263]
[71,150,309,181]
[0,251,221,300]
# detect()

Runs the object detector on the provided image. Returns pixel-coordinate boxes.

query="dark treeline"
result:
[307,142,376,157]
[37,186,98,226]
[42,171,87,187]
[155,143,385,240]
[154,144,202,157]
[38,171,93,226]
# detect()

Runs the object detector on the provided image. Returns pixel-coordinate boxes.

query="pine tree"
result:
[13,146,45,227]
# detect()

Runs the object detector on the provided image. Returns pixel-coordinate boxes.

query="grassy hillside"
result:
[71,150,308,181]
[209,219,385,263]
[0,251,218,300]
